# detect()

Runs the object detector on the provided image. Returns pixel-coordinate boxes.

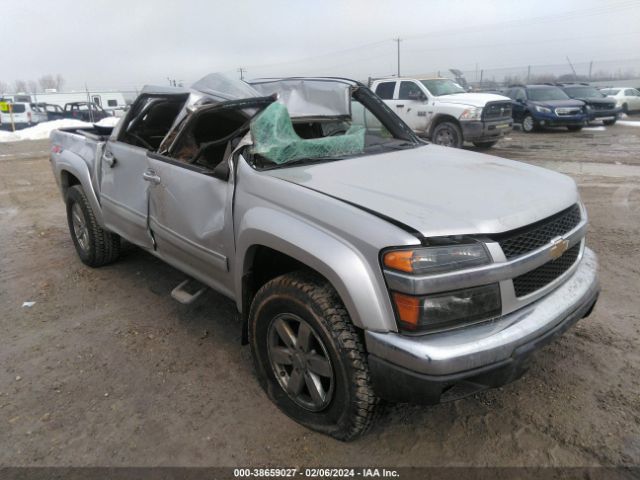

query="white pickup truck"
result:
[371,77,513,148]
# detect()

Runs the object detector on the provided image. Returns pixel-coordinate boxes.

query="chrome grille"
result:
[555,107,582,116]
[513,243,581,297]
[483,101,512,120]
[492,204,582,259]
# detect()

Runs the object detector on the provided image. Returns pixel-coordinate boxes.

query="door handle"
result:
[103,151,116,167]
[142,170,161,185]
[396,104,405,108]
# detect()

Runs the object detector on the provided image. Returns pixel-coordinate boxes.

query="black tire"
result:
[622,104,629,115]
[65,185,121,267]
[249,271,379,441]
[521,114,536,133]
[431,121,463,148]
[567,125,583,132]
[472,141,498,149]
[603,119,616,126]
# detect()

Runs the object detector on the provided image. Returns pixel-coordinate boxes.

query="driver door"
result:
[144,153,235,295]
[393,81,428,133]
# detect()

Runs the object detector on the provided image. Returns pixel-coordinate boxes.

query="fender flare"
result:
[235,207,398,332]
[54,150,105,226]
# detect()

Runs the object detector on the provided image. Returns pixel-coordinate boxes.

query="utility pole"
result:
[527,65,531,83]
[566,56,578,81]
[85,83,94,123]
[394,38,401,77]
[238,67,246,80]
[588,61,593,82]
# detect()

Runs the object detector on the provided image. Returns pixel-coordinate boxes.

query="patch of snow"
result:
[617,120,640,127]
[583,126,606,131]
[0,119,92,142]
[95,116,120,127]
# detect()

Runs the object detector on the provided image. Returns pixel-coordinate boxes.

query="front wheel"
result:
[249,271,379,441]
[431,121,463,148]
[567,125,583,132]
[66,185,121,267]
[472,141,498,149]
[521,114,536,133]
[603,119,616,126]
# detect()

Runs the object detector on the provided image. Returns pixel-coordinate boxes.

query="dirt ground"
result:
[1,123,639,468]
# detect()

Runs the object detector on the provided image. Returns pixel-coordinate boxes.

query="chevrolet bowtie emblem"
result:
[550,238,569,259]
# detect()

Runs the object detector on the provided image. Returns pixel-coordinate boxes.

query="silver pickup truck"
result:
[49,74,599,440]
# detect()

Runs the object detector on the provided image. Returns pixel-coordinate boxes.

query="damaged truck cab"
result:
[50,74,599,440]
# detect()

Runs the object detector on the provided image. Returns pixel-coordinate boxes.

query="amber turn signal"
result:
[392,292,420,329]
[383,250,414,273]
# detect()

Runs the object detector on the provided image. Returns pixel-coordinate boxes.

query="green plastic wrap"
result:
[250,102,365,165]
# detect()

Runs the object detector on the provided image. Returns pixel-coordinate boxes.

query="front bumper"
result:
[532,111,586,127]
[588,107,621,121]
[460,118,512,142]
[366,248,599,404]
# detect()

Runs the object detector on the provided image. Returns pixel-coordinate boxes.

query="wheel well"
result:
[60,170,81,198]
[428,114,460,137]
[240,245,330,344]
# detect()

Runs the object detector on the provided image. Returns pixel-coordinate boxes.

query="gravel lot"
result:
[1,122,639,467]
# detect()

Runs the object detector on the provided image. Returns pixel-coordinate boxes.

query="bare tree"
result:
[27,80,38,93]
[55,74,65,91]
[14,79,28,93]
[39,74,56,90]
[0,80,8,94]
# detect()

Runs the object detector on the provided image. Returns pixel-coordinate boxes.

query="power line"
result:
[239,0,639,74]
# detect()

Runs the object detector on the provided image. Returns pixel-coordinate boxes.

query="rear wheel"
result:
[431,121,463,148]
[472,141,498,149]
[521,114,536,133]
[622,104,629,115]
[603,119,617,126]
[249,271,379,441]
[66,185,121,267]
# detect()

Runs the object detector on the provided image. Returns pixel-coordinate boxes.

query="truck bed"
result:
[57,125,113,142]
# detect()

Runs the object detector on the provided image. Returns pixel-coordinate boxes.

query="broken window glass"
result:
[249,102,365,165]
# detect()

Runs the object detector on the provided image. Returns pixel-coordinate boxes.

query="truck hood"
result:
[264,145,578,237]
[436,92,510,107]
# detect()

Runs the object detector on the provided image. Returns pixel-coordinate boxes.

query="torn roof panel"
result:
[249,78,353,117]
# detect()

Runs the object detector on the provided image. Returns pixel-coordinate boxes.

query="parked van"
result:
[0,102,48,129]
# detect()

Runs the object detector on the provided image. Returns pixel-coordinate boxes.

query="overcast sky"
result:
[2,0,640,91]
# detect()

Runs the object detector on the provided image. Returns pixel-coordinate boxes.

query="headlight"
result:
[459,107,483,121]
[392,284,501,332]
[383,243,490,275]
[535,105,552,114]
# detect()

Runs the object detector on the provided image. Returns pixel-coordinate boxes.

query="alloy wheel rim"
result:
[435,127,456,146]
[71,203,89,252]
[267,313,334,412]
[523,116,533,131]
